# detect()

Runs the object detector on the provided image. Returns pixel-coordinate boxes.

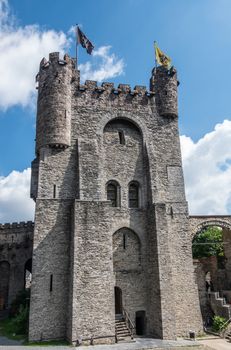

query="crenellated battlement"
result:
[0,221,34,246]
[39,52,75,70]
[0,221,34,230]
[78,80,155,97]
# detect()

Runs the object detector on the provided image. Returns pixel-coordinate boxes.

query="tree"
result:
[192,226,224,259]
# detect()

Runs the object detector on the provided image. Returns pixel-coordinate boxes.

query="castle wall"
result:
[29,54,203,343]
[0,222,33,309]
[29,200,71,341]
[69,201,115,345]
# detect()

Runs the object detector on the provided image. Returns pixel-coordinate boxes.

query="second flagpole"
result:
[76,24,78,70]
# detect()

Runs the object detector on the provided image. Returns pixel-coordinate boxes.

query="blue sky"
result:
[1,0,231,221]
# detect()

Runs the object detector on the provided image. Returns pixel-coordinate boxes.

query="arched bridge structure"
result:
[189,215,231,240]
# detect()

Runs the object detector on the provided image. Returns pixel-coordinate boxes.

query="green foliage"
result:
[192,226,224,259]
[212,315,227,332]
[0,290,30,342]
[10,289,30,317]
[10,304,29,335]
[0,317,26,341]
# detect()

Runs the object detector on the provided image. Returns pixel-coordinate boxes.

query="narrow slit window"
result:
[118,131,125,145]
[53,185,56,198]
[129,182,139,208]
[123,233,126,250]
[49,274,53,292]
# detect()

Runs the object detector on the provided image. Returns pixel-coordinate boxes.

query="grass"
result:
[0,317,26,342]
[0,318,70,346]
[25,339,70,346]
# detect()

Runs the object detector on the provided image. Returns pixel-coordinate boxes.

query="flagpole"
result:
[76,24,78,70]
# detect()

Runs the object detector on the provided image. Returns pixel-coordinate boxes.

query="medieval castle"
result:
[1,51,231,345]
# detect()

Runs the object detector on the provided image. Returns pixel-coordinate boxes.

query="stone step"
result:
[116,326,130,330]
[116,330,131,335]
[115,318,132,342]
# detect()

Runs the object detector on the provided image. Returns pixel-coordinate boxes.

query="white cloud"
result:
[0,0,69,110]
[181,119,231,215]
[0,168,34,222]
[0,2,125,110]
[79,45,125,82]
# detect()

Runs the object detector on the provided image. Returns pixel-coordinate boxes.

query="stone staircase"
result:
[209,291,231,319]
[225,330,231,341]
[115,314,133,342]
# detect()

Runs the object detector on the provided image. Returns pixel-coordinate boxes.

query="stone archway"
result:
[189,215,231,241]
[112,227,145,330]
[189,215,231,321]
[114,286,123,315]
[25,258,32,289]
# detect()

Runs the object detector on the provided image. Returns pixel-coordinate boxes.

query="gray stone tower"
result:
[29,52,202,344]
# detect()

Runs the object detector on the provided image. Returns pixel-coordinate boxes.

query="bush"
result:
[10,289,30,317]
[212,315,227,332]
[10,304,29,335]
[0,289,31,339]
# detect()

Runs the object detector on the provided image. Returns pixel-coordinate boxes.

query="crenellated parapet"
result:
[0,221,34,230]
[73,80,155,111]
[0,221,34,245]
[35,52,179,154]
[78,80,154,96]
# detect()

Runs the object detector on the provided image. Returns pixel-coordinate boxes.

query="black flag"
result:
[77,27,94,55]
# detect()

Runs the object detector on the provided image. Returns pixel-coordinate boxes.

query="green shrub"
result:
[0,290,30,340]
[212,315,227,332]
[10,304,29,335]
[10,289,30,317]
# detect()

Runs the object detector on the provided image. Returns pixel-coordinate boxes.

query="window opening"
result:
[123,233,126,250]
[118,131,125,145]
[53,185,56,198]
[50,274,53,292]
[129,183,139,208]
[107,183,118,207]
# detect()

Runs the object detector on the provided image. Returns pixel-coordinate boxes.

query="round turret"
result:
[35,52,76,153]
[150,66,178,118]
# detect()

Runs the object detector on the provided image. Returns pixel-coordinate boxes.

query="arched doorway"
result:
[0,261,10,310]
[24,258,32,289]
[114,286,122,315]
[192,222,231,322]
[136,310,146,335]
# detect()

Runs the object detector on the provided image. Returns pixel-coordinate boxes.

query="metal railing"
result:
[220,317,231,338]
[122,307,135,339]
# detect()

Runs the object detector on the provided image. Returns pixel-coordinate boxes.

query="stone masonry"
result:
[0,222,33,310]
[1,52,231,345]
[27,52,204,344]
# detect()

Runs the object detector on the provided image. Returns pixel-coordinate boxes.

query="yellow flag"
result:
[154,42,171,69]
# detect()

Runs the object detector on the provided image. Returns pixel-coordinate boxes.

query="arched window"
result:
[107,181,120,207]
[129,182,139,208]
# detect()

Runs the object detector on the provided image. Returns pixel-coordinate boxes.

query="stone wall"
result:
[0,222,33,309]
[29,200,71,341]
[69,201,115,345]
